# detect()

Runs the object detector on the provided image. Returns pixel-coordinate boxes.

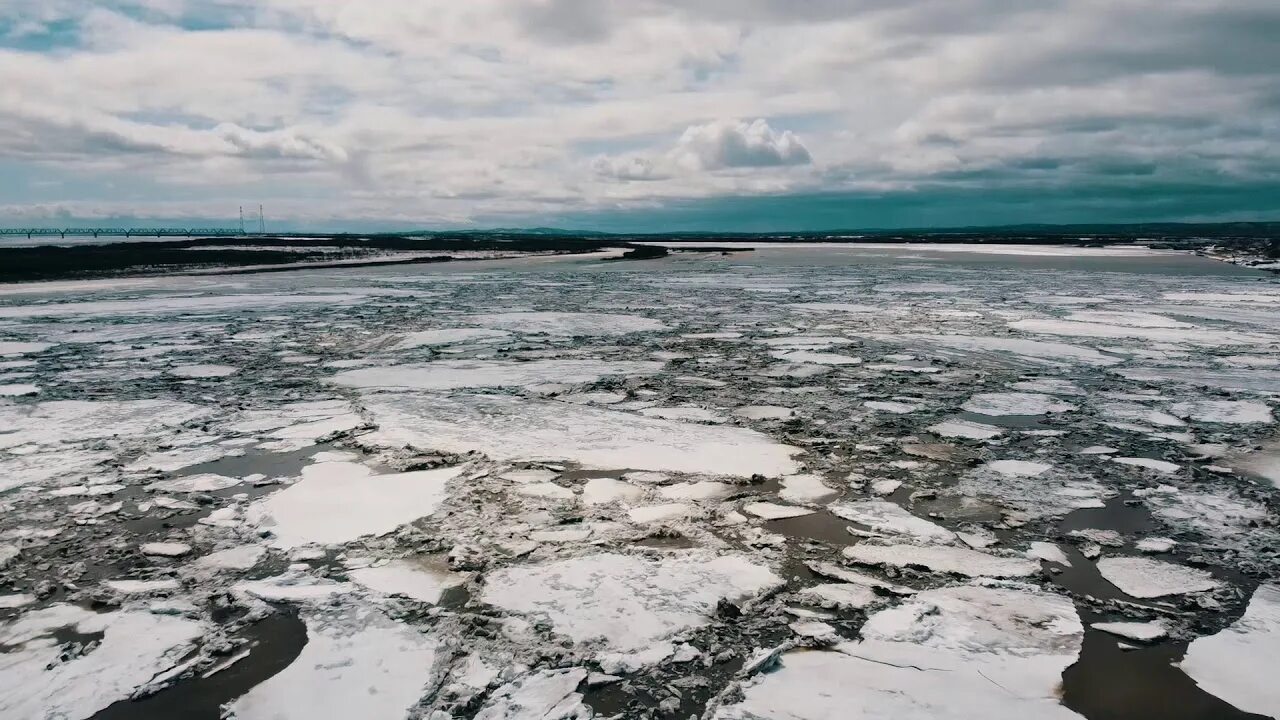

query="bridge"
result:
[0,228,243,239]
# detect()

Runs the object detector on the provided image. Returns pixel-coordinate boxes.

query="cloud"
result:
[671,119,812,171]
[0,1,1278,227]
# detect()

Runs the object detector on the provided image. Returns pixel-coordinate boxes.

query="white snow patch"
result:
[481,552,781,650]
[1180,584,1280,718]
[779,473,837,504]
[743,502,815,520]
[1092,621,1167,642]
[360,393,800,478]
[246,461,460,548]
[582,478,645,506]
[170,364,237,378]
[1169,400,1273,425]
[228,606,440,720]
[715,583,1083,720]
[140,542,191,557]
[829,501,955,543]
[843,543,1038,578]
[928,418,1003,440]
[963,392,1075,416]
[0,605,203,720]
[474,668,589,720]
[1111,457,1180,474]
[394,328,514,349]
[1096,557,1220,598]
[333,359,661,391]
[348,558,468,604]
[464,311,669,336]
[986,460,1053,477]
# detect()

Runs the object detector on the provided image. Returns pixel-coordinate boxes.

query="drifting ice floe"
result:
[715,583,1083,719]
[962,392,1075,416]
[394,327,514,349]
[360,393,799,478]
[1095,557,1220,598]
[464,311,669,336]
[1180,584,1279,718]
[229,605,441,720]
[348,559,469,604]
[0,605,204,720]
[333,359,662,391]
[888,334,1120,368]
[843,542,1039,578]
[1168,400,1273,425]
[829,500,955,542]
[246,461,461,548]
[0,292,369,318]
[481,552,781,652]
[474,668,590,720]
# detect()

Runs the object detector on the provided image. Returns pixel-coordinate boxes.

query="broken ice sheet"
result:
[0,605,204,720]
[474,668,591,720]
[228,604,441,720]
[714,583,1084,719]
[1180,584,1279,718]
[828,500,956,543]
[332,359,662,391]
[463,311,669,336]
[843,542,1039,578]
[246,461,461,548]
[1095,556,1220,599]
[481,551,781,655]
[359,392,799,477]
[962,392,1075,416]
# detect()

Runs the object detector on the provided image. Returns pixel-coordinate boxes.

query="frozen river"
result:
[0,244,1277,719]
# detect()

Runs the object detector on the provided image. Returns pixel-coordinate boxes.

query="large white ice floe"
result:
[885,334,1121,367]
[463,311,669,336]
[0,399,209,450]
[0,604,204,720]
[843,542,1039,578]
[0,292,369,318]
[1133,485,1270,546]
[474,668,591,720]
[228,605,441,720]
[828,500,956,543]
[928,418,1003,440]
[360,393,800,478]
[481,552,781,652]
[1180,584,1279,718]
[332,359,662,391]
[714,583,1084,719]
[394,327,514,349]
[951,464,1109,518]
[1009,317,1274,347]
[0,340,52,355]
[778,473,838,504]
[1168,400,1273,425]
[170,364,237,378]
[962,392,1076,416]
[348,558,469,604]
[246,461,461,548]
[1095,557,1220,599]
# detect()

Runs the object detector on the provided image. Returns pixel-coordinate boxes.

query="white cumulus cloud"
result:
[672,118,812,171]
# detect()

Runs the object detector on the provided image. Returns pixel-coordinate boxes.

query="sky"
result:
[1,0,1278,232]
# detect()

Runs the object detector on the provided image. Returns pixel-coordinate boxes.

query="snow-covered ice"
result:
[481,552,781,651]
[1180,584,1279,718]
[246,461,461,548]
[360,393,799,477]
[1096,557,1221,598]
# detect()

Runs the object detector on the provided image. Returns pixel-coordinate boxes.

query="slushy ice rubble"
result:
[0,246,1277,719]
